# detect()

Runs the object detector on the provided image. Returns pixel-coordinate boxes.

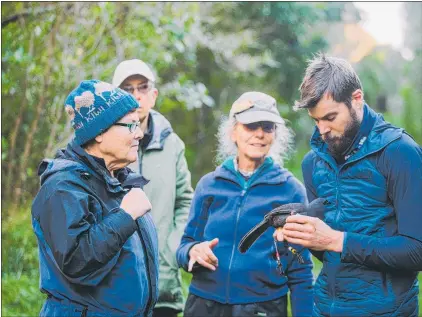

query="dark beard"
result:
[324,109,361,160]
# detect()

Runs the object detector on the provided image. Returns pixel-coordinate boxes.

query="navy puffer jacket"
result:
[302,105,422,317]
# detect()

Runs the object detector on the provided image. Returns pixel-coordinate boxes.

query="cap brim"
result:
[235,111,284,124]
[113,71,155,88]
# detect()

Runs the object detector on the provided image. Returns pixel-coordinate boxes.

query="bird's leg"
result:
[288,246,305,264]
[273,238,285,276]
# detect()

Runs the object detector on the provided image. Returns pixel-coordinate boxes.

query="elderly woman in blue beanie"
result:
[31,80,159,317]
[177,92,314,317]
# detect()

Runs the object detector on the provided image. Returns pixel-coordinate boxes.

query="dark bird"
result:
[238,198,329,254]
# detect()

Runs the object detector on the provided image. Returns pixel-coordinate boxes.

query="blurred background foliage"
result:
[1,2,421,315]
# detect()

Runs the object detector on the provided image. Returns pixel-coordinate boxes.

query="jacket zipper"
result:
[137,226,153,316]
[139,150,144,174]
[225,186,247,302]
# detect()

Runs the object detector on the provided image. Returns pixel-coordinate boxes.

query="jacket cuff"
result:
[340,232,364,264]
[177,241,200,271]
[110,208,138,240]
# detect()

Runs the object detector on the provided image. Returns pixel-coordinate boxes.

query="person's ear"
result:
[151,88,158,109]
[231,125,238,143]
[95,134,104,143]
[351,89,364,109]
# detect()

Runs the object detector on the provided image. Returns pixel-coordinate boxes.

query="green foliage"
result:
[2,2,421,315]
[2,208,39,277]
[1,207,44,316]
[1,2,350,198]
[2,274,44,316]
[400,85,422,144]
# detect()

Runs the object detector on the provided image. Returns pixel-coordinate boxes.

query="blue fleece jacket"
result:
[177,157,313,317]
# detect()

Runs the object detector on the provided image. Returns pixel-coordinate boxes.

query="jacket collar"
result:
[310,104,403,168]
[144,110,173,151]
[50,141,128,193]
[215,156,291,188]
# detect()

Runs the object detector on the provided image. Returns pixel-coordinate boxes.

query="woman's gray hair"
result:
[215,116,295,167]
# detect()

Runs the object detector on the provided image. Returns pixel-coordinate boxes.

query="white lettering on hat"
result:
[105,89,126,108]
[74,121,84,130]
[85,105,106,122]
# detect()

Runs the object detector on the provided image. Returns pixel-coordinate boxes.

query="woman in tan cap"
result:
[177,92,313,317]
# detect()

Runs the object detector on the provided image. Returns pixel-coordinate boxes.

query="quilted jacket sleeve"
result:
[341,134,422,271]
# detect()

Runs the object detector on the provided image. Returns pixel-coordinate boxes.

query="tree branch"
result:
[1,5,59,28]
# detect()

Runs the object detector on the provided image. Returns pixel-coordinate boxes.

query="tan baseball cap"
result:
[229,91,284,124]
[112,59,156,87]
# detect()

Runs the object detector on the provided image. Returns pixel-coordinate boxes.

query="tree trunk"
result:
[13,18,57,207]
[4,30,34,203]
[45,94,65,157]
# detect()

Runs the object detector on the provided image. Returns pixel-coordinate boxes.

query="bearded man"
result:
[275,54,422,317]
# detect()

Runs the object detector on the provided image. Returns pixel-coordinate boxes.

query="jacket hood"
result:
[146,110,173,151]
[38,148,85,186]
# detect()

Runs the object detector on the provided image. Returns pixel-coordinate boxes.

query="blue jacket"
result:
[302,105,422,316]
[177,157,314,317]
[31,141,159,317]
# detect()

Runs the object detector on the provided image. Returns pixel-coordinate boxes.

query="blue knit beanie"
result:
[64,80,139,145]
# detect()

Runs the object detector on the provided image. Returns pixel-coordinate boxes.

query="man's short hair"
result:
[294,53,363,110]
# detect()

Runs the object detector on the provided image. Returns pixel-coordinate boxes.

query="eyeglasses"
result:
[114,122,141,133]
[121,82,153,95]
[244,121,276,133]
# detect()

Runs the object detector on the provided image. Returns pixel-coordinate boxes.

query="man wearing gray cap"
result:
[176,92,313,317]
[113,60,194,317]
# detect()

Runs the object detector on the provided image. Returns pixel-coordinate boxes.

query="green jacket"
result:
[128,110,193,311]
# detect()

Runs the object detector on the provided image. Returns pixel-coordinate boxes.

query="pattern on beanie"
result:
[71,82,128,130]
[65,105,75,120]
[64,79,139,145]
[75,91,95,115]
[94,82,114,102]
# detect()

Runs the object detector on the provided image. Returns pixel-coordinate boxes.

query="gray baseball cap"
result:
[229,91,284,124]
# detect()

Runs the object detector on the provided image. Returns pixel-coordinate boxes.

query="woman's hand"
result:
[188,238,219,272]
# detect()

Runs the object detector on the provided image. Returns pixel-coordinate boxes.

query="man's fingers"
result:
[286,214,314,224]
[274,228,284,241]
[283,222,315,233]
[283,228,314,241]
[283,236,310,247]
